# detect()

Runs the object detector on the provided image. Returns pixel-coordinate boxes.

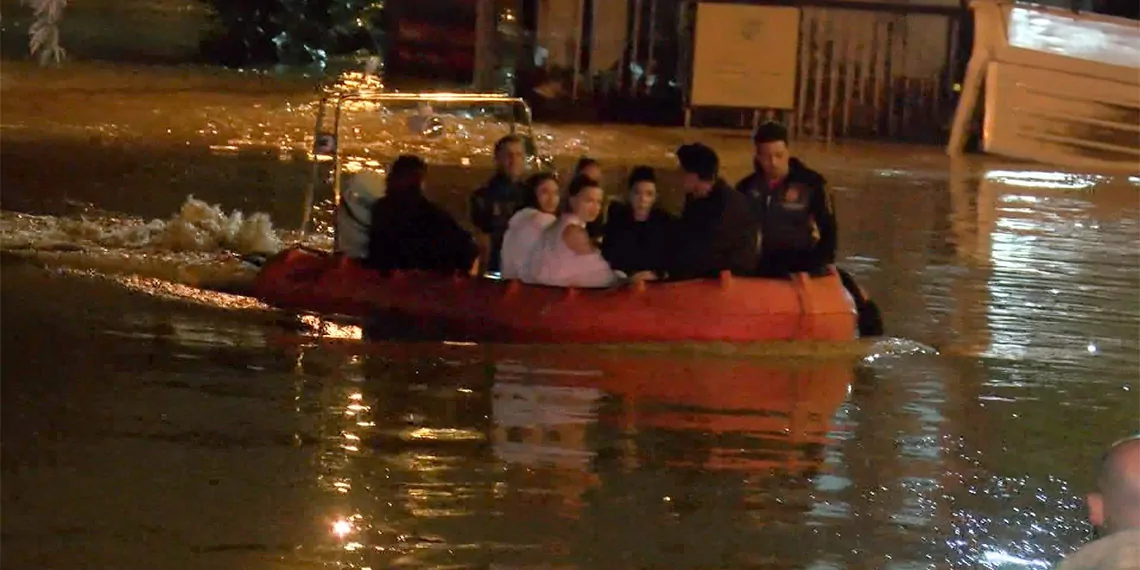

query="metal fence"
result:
[679,1,966,144]
[789,6,963,142]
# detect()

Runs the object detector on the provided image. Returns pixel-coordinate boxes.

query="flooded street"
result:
[2,61,1138,570]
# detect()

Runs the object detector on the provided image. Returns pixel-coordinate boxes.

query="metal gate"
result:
[790,6,963,143]
[678,1,966,144]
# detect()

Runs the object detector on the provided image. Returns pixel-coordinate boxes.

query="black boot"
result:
[836,267,884,338]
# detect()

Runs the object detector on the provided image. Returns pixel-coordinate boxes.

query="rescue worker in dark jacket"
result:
[367,155,478,274]
[735,121,836,276]
[470,134,527,273]
[669,143,758,280]
[737,122,883,336]
[601,165,676,279]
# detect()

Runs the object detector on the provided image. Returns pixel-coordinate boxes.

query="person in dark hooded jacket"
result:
[367,155,478,274]
[735,121,836,276]
[669,143,758,280]
[601,165,676,278]
[736,122,883,336]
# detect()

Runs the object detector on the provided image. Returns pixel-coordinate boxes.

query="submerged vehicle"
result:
[253,80,861,344]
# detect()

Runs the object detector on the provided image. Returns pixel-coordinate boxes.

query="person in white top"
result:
[527,176,656,288]
[499,172,561,281]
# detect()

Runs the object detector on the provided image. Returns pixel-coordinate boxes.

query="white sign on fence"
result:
[690,3,801,109]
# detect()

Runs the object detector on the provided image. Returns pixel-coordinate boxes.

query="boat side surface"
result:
[253,248,858,343]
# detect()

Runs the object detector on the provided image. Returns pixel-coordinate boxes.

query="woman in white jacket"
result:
[527,176,655,288]
[499,172,561,280]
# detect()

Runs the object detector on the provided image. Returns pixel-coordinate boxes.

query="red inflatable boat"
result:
[252,247,858,343]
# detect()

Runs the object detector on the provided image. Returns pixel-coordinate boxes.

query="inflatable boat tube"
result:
[253,247,859,344]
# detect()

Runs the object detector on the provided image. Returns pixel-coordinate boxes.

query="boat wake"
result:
[0,195,320,294]
[0,196,937,360]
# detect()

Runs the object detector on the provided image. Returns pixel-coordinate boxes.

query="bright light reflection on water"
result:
[983,170,1106,190]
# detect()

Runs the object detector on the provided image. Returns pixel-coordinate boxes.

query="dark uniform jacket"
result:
[735,157,836,275]
[469,172,524,273]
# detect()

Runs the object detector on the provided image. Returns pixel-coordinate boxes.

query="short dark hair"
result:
[387,154,426,189]
[627,165,656,188]
[753,121,789,145]
[675,143,719,182]
[494,134,523,157]
[574,157,600,173]
[520,171,559,210]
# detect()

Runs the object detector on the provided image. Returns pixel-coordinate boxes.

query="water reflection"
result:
[298,314,364,340]
[266,308,1131,569]
[946,169,1140,365]
[287,338,859,568]
[4,238,1134,568]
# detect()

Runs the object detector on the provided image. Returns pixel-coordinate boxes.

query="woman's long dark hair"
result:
[518,171,559,212]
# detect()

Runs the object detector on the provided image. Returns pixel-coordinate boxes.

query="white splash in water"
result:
[861,337,941,365]
[3,196,283,256]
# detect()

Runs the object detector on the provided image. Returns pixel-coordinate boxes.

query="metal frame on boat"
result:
[300,86,551,234]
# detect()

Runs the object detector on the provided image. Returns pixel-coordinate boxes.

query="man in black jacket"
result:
[669,142,758,280]
[367,155,479,274]
[736,122,883,336]
[735,121,836,276]
[469,134,527,274]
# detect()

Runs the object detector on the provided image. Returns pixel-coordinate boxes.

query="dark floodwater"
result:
[2,62,1139,570]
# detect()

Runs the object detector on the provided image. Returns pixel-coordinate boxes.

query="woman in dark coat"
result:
[601,166,676,280]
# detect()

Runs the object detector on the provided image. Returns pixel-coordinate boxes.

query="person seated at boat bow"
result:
[499,172,561,281]
[365,155,478,274]
[470,134,527,275]
[526,175,656,288]
[668,142,758,280]
[601,165,676,280]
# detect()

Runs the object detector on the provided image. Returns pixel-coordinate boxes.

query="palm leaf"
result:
[22,0,67,66]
